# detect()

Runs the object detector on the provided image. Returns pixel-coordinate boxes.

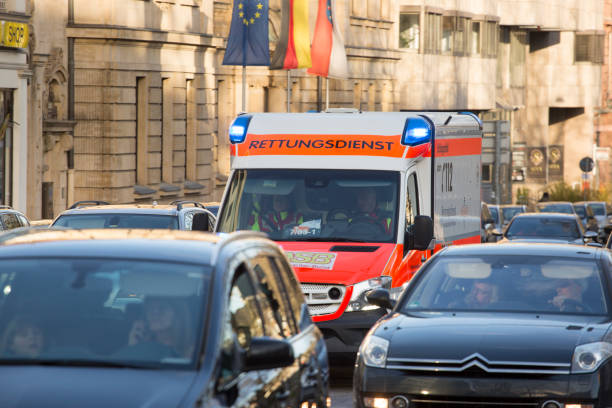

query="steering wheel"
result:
[347,215,386,236]
[561,298,591,313]
[326,208,351,222]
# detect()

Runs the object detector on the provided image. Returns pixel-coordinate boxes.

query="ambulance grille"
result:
[300,283,346,316]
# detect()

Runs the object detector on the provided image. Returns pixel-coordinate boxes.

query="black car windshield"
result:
[537,204,573,214]
[489,207,499,223]
[216,169,399,243]
[0,258,210,367]
[402,255,607,315]
[53,214,179,229]
[573,205,586,218]
[506,217,582,239]
[501,207,523,221]
[589,203,606,216]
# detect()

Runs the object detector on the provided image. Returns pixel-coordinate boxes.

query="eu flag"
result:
[223,0,270,66]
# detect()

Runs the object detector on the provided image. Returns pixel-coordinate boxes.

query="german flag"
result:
[270,0,311,69]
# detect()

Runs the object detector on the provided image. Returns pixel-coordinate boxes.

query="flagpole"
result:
[242,66,247,112]
[325,77,329,111]
[287,69,291,112]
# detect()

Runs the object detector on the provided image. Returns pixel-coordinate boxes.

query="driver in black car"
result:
[350,188,392,234]
[551,279,588,312]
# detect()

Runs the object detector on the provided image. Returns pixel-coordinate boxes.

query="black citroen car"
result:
[0,228,329,408]
[354,243,612,408]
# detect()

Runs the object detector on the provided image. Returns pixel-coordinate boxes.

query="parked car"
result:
[497,212,597,245]
[499,204,527,227]
[51,200,216,231]
[480,202,496,243]
[573,201,601,235]
[0,228,329,408]
[0,206,30,231]
[536,201,576,215]
[355,243,612,408]
[585,201,612,243]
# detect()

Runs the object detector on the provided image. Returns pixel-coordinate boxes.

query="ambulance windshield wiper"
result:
[290,237,368,242]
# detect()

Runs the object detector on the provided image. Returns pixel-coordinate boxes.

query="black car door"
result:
[269,255,330,408]
[215,263,268,407]
[247,255,301,408]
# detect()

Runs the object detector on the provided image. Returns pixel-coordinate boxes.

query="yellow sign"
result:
[1,21,28,49]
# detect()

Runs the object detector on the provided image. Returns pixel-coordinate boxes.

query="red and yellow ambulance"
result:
[215,110,482,363]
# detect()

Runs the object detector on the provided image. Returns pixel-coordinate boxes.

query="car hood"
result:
[278,242,396,285]
[378,313,610,365]
[0,366,197,408]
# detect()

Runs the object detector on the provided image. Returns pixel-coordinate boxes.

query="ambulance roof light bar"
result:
[401,116,432,146]
[229,114,252,144]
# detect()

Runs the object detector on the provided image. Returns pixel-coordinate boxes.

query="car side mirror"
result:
[244,337,295,371]
[192,212,211,231]
[405,215,433,251]
[584,231,598,242]
[366,288,396,310]
[492,228,503,236]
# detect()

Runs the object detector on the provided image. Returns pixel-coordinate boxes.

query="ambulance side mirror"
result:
[405,215,434,251]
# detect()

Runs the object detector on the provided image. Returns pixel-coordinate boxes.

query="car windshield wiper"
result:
[0,358,155,369]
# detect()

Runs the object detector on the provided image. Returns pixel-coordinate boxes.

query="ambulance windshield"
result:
[217,169,400,243]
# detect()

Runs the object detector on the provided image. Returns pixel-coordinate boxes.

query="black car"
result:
[51,200,216,231]
[497,212,598,245]
[0,228,329,408]
[536,201,576,215]
[499,204,527,227]
[573,202,601,236]
[354,243,612,408]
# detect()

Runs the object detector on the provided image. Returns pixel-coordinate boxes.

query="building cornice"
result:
[0,11,30,23]
[66,24,223,48]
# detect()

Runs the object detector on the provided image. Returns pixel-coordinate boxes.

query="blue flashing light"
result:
[459,111,483,130]
[401,117,432,146]
[229,115,252,144]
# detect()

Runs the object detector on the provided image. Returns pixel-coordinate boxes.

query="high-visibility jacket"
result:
[250,211,304,232]
[350,211,392,234]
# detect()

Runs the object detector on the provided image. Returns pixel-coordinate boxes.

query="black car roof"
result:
[0,229,268,266]
[442,242,599,259]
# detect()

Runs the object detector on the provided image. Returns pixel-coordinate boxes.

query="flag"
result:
[270,0,311,69]
[223,0,270,66]
[308,0,348,78]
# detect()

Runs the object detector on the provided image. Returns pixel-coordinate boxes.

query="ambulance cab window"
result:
[216,169,400,243]
[406,173,419,228]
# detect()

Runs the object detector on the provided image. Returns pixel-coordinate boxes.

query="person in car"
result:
[128,298,193,358]
[0,316,45,358]
[464,281,499,308]
[351,188,392,234]
[551,279,587,312]
[250,194,303,233]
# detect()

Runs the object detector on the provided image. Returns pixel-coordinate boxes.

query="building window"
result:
[471,21,481,55]
[136,76,149,186]
[400,13,420,49]
[575,33,604,63]
[482,164,492,183]
[0,90,13,206]
[482,21,498,58]
[424,12,441,54]
[453,16,469,55]
[441,16,454,53]
[162,77,173,184]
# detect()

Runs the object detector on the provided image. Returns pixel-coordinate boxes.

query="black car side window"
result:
[270,256,310,332]
[249,256,296,338]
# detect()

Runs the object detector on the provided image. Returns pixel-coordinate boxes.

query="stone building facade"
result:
[6,0,607,217]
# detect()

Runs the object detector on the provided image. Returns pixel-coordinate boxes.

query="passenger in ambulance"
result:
[350,188,392,234]
[249,193,303,234]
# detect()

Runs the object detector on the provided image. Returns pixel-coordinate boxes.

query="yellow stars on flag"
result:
[238,1,264,26]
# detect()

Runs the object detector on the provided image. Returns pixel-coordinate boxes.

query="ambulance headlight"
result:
[346,276,392,312]
[229,115,252,144]
[401,117,432,146]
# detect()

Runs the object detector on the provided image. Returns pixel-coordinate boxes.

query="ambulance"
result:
[215,110,482,363]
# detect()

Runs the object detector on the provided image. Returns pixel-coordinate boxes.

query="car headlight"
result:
[346,276,392,312]
[361,335,389,368]
[572,342,612,373]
